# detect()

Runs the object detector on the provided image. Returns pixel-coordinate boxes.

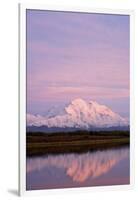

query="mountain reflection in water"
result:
[27,146,129,190]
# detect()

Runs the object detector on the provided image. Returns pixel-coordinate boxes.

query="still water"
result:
[26,146,129,190]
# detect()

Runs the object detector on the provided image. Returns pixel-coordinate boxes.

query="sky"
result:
[27,9,130,118]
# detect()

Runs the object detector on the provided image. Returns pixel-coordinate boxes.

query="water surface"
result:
[26,146,129,190]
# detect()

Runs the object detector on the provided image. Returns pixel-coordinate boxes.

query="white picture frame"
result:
[19,3,135,196]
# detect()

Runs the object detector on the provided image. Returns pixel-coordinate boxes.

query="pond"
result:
[26,146,129,190]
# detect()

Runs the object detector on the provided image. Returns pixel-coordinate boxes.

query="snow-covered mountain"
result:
[27,98,128,129]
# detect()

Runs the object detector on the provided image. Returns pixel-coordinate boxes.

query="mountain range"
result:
[27,98,129,132]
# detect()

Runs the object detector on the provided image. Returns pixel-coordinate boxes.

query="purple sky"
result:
[27,9,130,117]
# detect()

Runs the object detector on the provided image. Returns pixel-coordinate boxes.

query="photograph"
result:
[26,9,130,190]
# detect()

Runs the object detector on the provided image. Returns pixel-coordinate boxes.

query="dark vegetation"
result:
[26,130,130,156]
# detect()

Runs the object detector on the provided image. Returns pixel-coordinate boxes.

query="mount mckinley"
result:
[27,99,129,132]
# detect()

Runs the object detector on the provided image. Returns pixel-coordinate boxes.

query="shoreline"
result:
[26,130,130,156]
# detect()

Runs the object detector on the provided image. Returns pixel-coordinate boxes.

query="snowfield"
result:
[27,98,128,128]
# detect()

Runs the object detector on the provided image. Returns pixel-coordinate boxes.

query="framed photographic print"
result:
[19,3,134,196]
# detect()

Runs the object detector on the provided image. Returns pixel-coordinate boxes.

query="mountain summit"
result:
[27,98,128,129]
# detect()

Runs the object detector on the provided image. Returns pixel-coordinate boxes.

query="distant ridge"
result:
[27,98,128,130]
[27,125,129,133]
